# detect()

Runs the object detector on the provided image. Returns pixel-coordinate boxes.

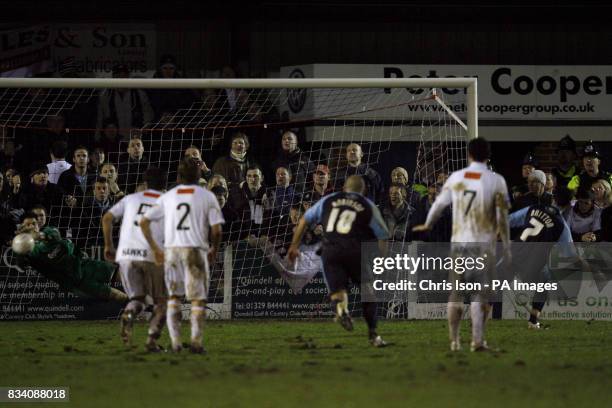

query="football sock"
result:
[362,302,378,333]
[190,305,206,346]
[167,299,182,349]
[125,299,144,316]
[470,302,485,345]
[148,303,167,340]
[330,291,348,316]
[530,302,545,324]
[447,302,463,342]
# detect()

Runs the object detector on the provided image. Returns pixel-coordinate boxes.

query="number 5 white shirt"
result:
[108,189,164,262]
[144,184,225,249]
[426,161,510,243]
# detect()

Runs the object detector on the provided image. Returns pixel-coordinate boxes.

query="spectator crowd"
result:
[1,60,612,252]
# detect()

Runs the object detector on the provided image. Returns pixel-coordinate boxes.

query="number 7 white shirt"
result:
[144,184,225,249]
[425,161,510,243]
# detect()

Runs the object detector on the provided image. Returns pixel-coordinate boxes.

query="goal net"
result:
[0,77,476,320]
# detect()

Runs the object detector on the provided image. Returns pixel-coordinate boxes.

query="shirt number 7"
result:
[463,190,477,216]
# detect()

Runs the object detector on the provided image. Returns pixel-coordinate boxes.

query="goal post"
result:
[0,76,477,321]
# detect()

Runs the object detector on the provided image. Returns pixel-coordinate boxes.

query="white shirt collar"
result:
[468,161,488,171]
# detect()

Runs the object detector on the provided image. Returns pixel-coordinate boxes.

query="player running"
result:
[288,175,390,347]
[140,160,224,354]
[102,167,168,351]
[413,137,511,352]
[509,202,577,329]
[13,214,128,303]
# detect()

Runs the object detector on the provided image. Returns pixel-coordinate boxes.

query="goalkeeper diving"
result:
[12,213,128,302]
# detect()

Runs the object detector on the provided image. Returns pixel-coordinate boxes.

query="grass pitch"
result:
[1,319,611,408]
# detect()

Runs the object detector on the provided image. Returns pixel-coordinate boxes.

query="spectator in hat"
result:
[47,140,71,184]
[511,152,538,201]
[18,166,63,213]
[568,140,612,193]
[553,135,578,187]
[96,64,154,139]
[512,169,553,212]
[566,188,602,242]
[148,54,196,119]
[390,166,426,206]
[303,164,334,204]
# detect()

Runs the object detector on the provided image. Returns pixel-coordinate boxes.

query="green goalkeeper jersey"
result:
[23,227,83,290]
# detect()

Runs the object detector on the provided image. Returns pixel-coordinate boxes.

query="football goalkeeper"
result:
[13,213,128,302]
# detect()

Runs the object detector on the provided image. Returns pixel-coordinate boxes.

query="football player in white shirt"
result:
[141,160,224,354]
[414,137,511,352]
[102,167,168,351]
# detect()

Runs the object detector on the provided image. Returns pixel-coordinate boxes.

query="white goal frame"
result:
[0,77,478,140]
[0,77,478,320]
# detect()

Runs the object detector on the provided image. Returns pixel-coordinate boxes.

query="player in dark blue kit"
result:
[509,203,575,329]
[288,175,390,347]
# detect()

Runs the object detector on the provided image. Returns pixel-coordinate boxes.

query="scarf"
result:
[230,150,247,162]
[242,183,266,224]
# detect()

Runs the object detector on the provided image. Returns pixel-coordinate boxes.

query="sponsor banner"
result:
[52,23,156,76]
[230,240,332,319]
[280,64,612,121]
[0,246,123,321]
[502,275,612,321]
[0,25,52,77]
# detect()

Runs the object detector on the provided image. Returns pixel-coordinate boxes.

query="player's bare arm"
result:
[140,216,164,266]
[208,223,222,264]
[287,216,309,264]
[412,224,430,232]
[101,212,116,262]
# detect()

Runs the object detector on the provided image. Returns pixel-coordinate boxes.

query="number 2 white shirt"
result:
[426,161,510,243]
[108,189,164,262]
[144,184,225,249]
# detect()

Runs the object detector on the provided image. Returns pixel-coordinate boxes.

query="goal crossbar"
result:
[0,77,478,139]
